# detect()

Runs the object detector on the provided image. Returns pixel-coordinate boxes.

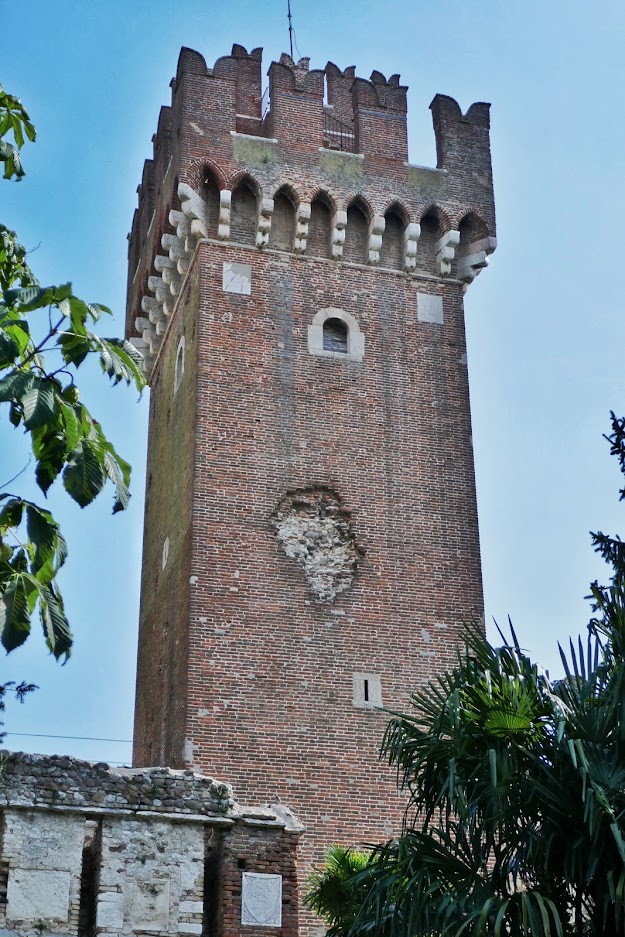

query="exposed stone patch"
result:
[272,489,363,602]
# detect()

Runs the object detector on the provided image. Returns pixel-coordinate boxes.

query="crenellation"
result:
[125,46,496,365]
[324,62,356,126]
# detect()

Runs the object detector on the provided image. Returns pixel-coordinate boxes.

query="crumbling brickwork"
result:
[126,43,496,915]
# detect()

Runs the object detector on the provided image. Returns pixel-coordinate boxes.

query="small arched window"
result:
[308,308,365,362]
[174,335,185,393]
[322,318,348,353]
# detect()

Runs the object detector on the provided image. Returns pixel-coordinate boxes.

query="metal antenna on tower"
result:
[287,0,294,60]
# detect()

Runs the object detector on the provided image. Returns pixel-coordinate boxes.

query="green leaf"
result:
[22,377,58,430]
[103,450,131,514]
[62,439,107,507]
[59,401,80,453]
[0,139,24,180]
[25,503,67,582]
[98,336,145,392]
[0,327,19,365]
[33,429,67,495]
[0,573,34,651]
[37,583,72,660]
[57,329,92,367]
[0,496,24,529]
[0,369,34,402]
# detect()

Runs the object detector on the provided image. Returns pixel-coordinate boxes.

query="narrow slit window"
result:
[352,672,382,708]
[323,317,348,353]
[174,335,185,393]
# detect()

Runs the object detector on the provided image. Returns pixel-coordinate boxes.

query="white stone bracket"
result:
[256,197,274,249]
[331,209,347,260]
[218,189,232,240]
[435,229,461,276]
[178,182,209,239]
[294,202,311,254]
[367,214,385,265]
[169,209,197,255]
[457,236,497,283]
[403,222,421,272]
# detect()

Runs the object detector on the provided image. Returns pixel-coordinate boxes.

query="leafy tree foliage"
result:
[1,86,145,662]
[0,84,35,181]
[307,419,625,936]
[305,846,375,937]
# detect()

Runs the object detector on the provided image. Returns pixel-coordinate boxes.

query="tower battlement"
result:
[126,44,495,373]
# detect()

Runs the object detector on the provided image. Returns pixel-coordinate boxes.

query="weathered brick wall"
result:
[133,271,200,767]
[126,42,495,920]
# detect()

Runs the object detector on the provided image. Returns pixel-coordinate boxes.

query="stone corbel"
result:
[147,275,169,306]
[218,190,232,240]
[162,233,189,278]
[161,233,186,261]
[140,323,160,358]
[161,266,182,298]
[154,254,175,273]
[169,209,197,255]
[456,236,497,283]
[134,316,151,332]
[435,230,460,276]
[141,295,161,320]
[294,202,311,254]
[403,222,421,272]
[178,182,209,238]
[256,197,274,249]
[368,214,385,264]
[331,209,347,260]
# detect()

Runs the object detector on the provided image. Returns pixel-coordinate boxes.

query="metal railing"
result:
[323,110,356,153]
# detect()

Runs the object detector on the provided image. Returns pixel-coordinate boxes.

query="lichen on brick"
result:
[232,134,277,167]
[272,489,363,602]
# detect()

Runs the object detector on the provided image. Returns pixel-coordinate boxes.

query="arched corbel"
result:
[331,209,347,260]
[435,229,460,276]
[218,190,231,240]
[256,197,274,249]
[457,236,497,283]
[403,222,420,272]
[367,214,385,264]
[294,202,311,254]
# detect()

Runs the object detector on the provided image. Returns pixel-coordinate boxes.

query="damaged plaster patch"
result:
[272,489,363,602]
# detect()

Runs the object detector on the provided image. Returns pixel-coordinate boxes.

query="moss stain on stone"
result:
[406,165,447,197]
[232,135,277,167]
[319,150,364,184]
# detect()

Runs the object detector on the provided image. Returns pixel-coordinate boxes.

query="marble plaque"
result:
[241,872,282,927]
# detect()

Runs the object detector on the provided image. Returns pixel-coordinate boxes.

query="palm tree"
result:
[307,415,625,937]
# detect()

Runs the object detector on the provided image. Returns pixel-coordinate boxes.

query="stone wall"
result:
[0,753,301,937]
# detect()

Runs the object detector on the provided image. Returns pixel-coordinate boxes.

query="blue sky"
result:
[2,0,625,766]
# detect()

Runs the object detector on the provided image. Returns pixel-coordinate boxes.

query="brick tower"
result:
[126,43,496,893]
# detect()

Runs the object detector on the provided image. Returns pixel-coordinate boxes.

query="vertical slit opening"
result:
[363,679,369,702]
[78,819,101,937]
[202,829,222,937]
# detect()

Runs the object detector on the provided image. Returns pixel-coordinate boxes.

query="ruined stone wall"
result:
[0,753,301,937]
